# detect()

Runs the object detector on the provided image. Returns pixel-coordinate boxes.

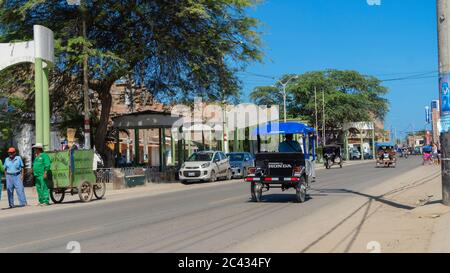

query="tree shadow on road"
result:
[315,188,415,210]
[299,188,416,253]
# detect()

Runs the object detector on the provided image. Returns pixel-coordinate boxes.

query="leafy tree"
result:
[250,69,390,143]
[0,0,262,165]
[0,95,29,156]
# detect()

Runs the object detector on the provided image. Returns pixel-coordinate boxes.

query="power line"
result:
[238,70,440,84]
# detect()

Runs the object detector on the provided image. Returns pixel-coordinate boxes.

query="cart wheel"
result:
[50,189,65,204]
[93,181,106,200]
[251,182,263,202]
[340,163,343,168]
[295,177,307,203]
[78,181,93,202]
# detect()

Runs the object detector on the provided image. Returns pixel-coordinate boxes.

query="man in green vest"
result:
[32,143,51,206]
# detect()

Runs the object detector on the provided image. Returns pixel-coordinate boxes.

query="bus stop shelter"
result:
[111,110,182,171]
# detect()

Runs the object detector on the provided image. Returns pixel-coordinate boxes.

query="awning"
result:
[112,110,182,129]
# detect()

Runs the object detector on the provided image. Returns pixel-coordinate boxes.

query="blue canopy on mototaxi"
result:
[251,121,316,157]
[423,145,433,153]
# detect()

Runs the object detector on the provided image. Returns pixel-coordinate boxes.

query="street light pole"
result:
[438,0,450,205]
[276,75,298,122]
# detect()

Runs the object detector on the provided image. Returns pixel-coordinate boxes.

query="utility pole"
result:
[437,0,450,205]
[314,86,319,145]
[282,83,287,122]
[322,88,326,146]
[81,1,91,149]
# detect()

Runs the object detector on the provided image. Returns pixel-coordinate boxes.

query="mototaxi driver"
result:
[279,134,302,153]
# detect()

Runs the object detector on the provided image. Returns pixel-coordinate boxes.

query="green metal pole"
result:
[170,131,175,165]
[345,130,349,161]
[161,128,166,171]
[233,127,239,152]
[372,128,376,159]
[43,65,50,151]
[134,128,139,164]
[34,58,44,145]
[209,129,212,150]
[115,130,120,157]
[159,128,163,172]
[361,132,364,161]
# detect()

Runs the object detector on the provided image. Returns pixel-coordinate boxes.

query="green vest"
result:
[33,152,51,176]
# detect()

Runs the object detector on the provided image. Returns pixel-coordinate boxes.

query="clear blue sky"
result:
[240,0,438,139]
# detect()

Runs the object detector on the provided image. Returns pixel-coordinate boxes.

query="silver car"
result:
[179,151,232,183]
[227,152,255,178]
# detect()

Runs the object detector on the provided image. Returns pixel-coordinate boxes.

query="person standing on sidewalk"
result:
[4,147,27,208]
[0,158,4,200]
[432,143,439,165]
[32,143,51,206]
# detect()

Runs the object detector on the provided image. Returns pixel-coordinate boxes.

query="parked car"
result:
[364,152,374,160]
[350,149,361,160]
[179,151,232,183]
[226,152,255,178]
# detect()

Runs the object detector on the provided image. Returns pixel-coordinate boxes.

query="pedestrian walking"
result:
[0,158,4,200]
[32,143,51,206]
[4,147,27,208]
[432,143,439,165]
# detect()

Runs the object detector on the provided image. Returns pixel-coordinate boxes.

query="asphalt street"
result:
[0,157,423,253]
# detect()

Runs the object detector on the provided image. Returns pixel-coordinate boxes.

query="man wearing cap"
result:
[4,147,27,208]
[32,143,51,206]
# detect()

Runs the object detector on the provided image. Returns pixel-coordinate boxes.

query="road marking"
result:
[209,195,250,205]
[0,227,98,252]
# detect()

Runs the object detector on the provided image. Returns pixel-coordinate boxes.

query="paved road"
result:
[0,157,422,253]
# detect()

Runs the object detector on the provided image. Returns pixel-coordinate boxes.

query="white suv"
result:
[179,151,232,183]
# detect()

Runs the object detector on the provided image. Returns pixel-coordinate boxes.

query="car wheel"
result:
[209,170,217,182]
[226,169,232,181]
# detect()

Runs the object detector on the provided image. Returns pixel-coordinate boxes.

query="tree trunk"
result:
[95,87,114,167]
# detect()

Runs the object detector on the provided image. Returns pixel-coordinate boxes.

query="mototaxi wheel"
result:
[251,182,263,202]
[295,176,307,203]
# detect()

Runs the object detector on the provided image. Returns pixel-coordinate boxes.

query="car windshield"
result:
[228,154,245,162]
[188,152,213,162]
